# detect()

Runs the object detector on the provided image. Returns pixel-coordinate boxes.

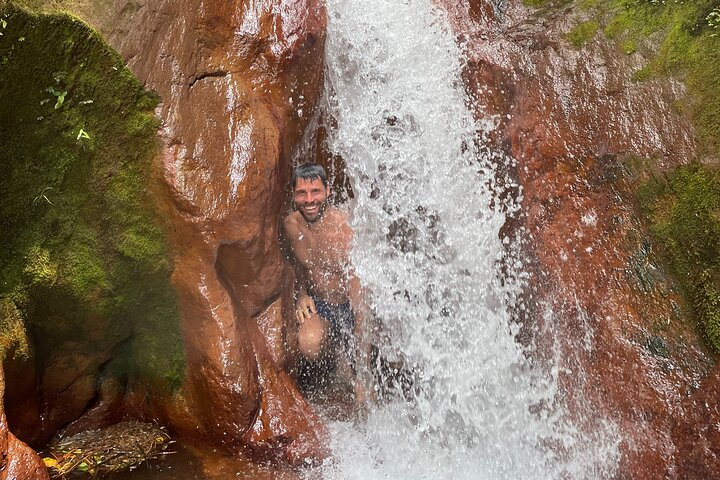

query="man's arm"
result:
[283,215,316,324]
[339,216,374,402]
[348,270,375,404]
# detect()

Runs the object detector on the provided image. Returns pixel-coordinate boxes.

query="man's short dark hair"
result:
[292,163,328,188]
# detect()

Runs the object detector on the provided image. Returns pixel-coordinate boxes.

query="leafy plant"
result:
[44,86,67,109]
[76,128,90,141]
[32,186,55,206]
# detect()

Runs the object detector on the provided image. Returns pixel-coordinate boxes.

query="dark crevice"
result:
[188,70,229,87]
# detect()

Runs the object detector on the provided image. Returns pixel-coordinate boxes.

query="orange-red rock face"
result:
[93,0,329,462]
[439,1,718,477]
[0,365,49,480]
[3,0,326,463]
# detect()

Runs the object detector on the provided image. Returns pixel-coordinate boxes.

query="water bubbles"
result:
[314,0,619,478]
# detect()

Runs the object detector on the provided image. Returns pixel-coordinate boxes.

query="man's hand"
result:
[295,292,317,324]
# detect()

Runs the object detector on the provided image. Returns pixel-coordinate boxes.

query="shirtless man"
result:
[283,163,370,397]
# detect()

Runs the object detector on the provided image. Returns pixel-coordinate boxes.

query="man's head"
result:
[292,163,330,223]
[292,163,328,189]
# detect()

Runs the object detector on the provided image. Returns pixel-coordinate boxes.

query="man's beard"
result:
[298,200,328,223]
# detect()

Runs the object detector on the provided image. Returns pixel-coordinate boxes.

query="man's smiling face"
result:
[293,177,329,223]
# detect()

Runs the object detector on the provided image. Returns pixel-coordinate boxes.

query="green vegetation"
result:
[522,0,574,8]
[638,164,720,352]
[566,20,600,47]
[0,298,29,360]
[590,0,719,156]
[523,0,551,7]
[0,5,184,389]
[524,0,720,155]
[603,1,720,350]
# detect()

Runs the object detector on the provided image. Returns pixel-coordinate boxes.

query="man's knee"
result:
[298,315,326,360]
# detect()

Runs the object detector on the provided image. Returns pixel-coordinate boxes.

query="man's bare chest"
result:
[298,230,347,272]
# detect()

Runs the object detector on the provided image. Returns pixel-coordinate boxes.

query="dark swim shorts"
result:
[297,293,357,390]
[310,293,355,352]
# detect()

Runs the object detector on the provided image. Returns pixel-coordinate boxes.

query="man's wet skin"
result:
[286,177,353,306]
[293,177,328,224]
[284,167,371,404]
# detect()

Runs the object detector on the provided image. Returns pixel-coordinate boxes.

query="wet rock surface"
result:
[108,0,328,462]
[25,0,330,463]
[6,0,718,473]
[0,365,49,480]
[440,0,717,476]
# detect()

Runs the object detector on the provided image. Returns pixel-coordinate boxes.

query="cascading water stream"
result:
[313,0,621,478]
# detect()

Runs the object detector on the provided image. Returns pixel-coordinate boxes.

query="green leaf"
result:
[76,128,91,141]
[52,71,66,83]
[54,91,66,109]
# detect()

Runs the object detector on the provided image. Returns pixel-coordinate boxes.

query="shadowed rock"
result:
[0,364,49,480]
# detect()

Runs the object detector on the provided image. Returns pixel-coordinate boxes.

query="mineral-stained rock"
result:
[673,363,720,478]
[0,364,49,480]
[438,1,716,477]
[94,0,328,462]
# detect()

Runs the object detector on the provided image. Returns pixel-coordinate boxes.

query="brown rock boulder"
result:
[0,364,49,480]
[68,0,329,462]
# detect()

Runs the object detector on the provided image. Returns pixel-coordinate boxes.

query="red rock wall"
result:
[0,364,49,480]
[86,0,329,462]
[8,0,716,472]
[438,1,719,477]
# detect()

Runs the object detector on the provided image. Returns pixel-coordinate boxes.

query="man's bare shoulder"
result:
[324,205,350,224]
[283,211,304,235]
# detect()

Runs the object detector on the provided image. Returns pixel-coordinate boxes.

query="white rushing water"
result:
[315,0,620,478]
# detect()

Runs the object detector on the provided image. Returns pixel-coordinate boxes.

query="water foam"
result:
[312,1,620,478]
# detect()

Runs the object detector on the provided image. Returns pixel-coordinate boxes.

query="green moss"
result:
[596,0,720,156]
[620,37,637,54]
[638,164,720,352]
[578,0,600,10]
[24,245,58,287]
[631,65,652,81]
[523,0,575,11]
[0,298,29,359]
[0,5,183,388]
[523,0,549,6]
[567,21,599,48]
[687,34,720,156]
[654,22,693,73]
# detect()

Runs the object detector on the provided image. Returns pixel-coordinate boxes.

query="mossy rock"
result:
[0,298,29,360]
[566,21,599,48]
[601,0,720,156]
[638,164,720,352]
[0,5,184,390]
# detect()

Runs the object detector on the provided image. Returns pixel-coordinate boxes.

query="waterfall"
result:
[314,0,620,478]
